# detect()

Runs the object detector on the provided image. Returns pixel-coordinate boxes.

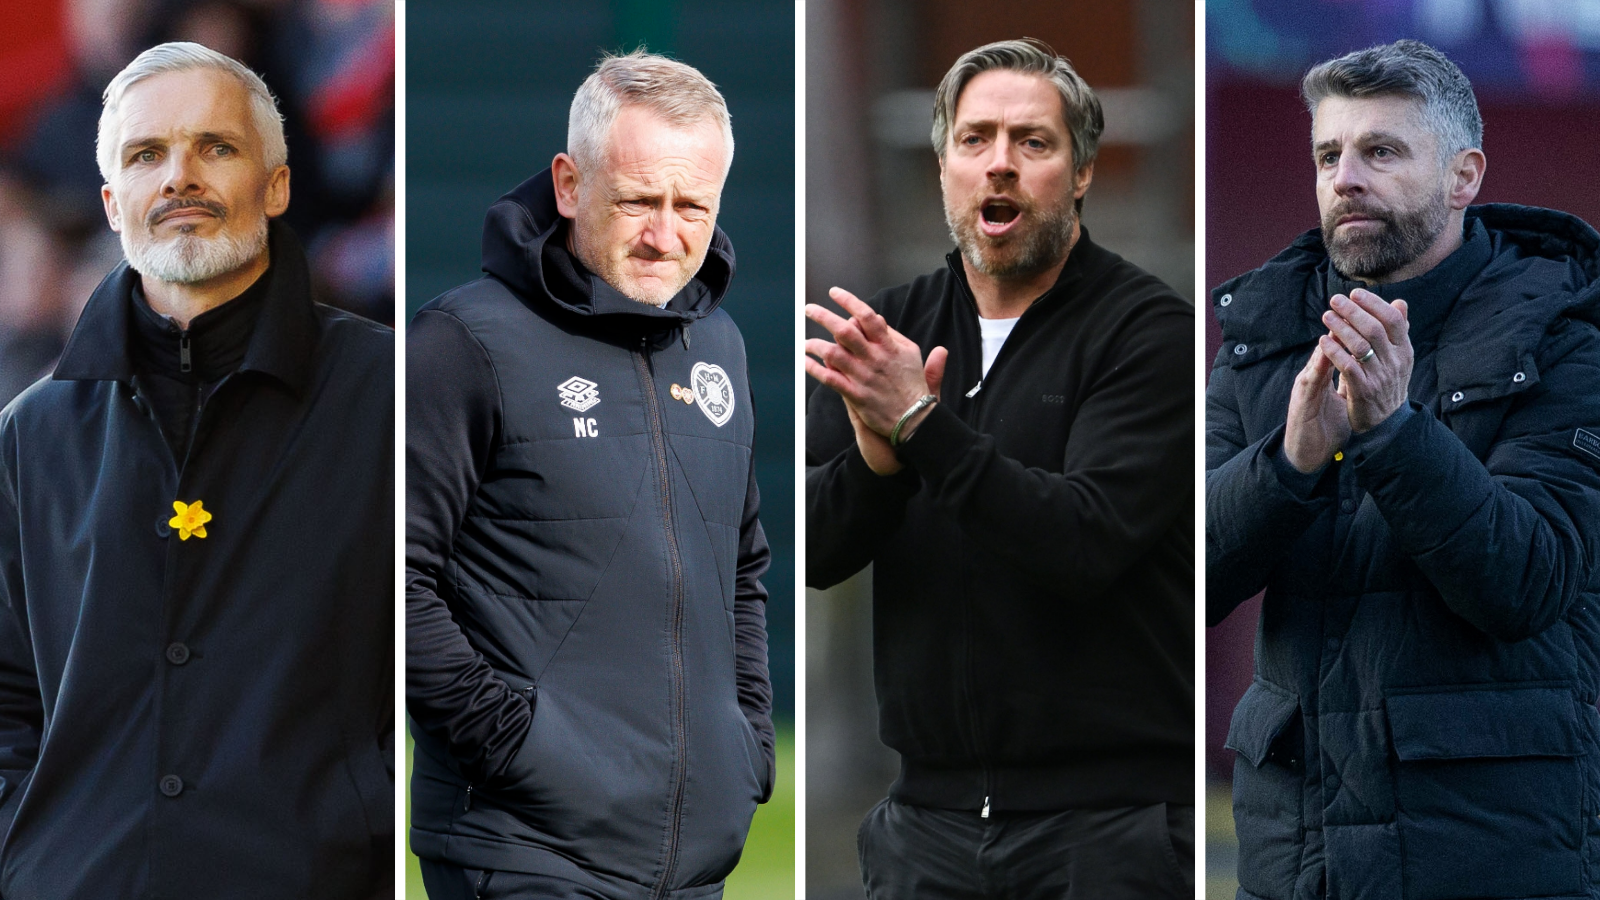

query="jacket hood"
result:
[479,168,736,328]
[1213,203,1600,402]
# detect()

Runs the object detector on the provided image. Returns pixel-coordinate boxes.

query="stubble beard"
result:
[945,189,1076,280]
[124,203,268,286]
[1321,190,1450,282]
[572,222,698,307]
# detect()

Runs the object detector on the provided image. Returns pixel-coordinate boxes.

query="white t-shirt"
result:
[979,315,1021,377]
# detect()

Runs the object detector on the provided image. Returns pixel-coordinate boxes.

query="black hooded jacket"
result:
[0,221,394,899]
[406,170,774,899]
[1208,206,1600,900]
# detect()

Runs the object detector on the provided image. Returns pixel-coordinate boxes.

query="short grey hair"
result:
[1302,39,1482,166]
[567,50,734,176]
[97,41,287,183]
[931,37,1104,176]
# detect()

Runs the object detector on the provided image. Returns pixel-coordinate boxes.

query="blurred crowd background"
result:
[1207,1,1600,894]
[0,0,394,409]
[804,2,1194,897]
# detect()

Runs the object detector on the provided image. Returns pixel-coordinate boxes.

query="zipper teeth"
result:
[962,388,992,813]
[638,344,688,900]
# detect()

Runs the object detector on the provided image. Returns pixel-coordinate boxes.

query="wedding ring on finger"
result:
[1358,347,1377,363]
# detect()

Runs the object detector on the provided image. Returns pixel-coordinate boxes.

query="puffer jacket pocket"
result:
[1226,680,1304,900]
[1386,686,1584,900]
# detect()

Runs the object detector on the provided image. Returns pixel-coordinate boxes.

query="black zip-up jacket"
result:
[406,170,774,899]
[1208,207,1600,900]
[0,220,394,899]
[806,229,1194,813]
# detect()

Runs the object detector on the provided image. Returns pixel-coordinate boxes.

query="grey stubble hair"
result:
[1301,38,1483,167]
[566,49,735,177]
[97,41,287,184]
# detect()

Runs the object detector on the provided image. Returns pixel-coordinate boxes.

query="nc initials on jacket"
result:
[573,417,598,437]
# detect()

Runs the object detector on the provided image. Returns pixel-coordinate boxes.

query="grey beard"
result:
[946,198,1075,279]
[123,216,268,285]
[1322,196,1448,282]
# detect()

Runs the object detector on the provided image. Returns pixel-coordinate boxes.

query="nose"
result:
[160,149,202,197]
[1331,153,1366,196]
[984,135,1019,182]
[637,207,682,257]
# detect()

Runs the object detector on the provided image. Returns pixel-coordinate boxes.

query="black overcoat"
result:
[0,221,394,899]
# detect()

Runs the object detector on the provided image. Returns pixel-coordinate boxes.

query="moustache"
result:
[147,198,228,228]
[630,248,688,263]
[1326,201,1394,226]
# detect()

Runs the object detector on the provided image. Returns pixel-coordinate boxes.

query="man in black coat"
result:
[0,43,393,898]
[1209,40,1600,899]
[406,51,774,900]
[806,39,1193,899]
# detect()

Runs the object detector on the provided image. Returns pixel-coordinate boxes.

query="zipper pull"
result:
[179,333,192,374]
[681,326,690,350]
[980,796,990,818]
[463,784,473,811]
[965,380,983,398]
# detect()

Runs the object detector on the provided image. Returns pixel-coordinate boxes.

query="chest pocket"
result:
[463,434,648,601]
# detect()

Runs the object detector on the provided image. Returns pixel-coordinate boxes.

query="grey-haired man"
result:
[0,42,393,898]
[1209,40,1600,899]
[406,51,774,900]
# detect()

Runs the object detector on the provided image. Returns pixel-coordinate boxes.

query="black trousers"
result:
[857,799,1194,900]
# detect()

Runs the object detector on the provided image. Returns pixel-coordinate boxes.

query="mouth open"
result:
[979,200,1021,237]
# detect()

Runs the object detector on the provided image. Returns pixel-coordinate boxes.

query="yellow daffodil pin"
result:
[169,500,212,541]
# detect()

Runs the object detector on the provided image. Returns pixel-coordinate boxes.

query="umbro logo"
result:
[557,376,600,413]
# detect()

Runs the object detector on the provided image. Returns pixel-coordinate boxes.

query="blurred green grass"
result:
[405,728,796,898]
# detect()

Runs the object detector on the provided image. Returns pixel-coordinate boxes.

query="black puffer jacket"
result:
[1208,205,1600,900]
[406,170,774,899]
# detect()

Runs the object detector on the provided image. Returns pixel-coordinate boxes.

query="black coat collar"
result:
[53,218,320,395]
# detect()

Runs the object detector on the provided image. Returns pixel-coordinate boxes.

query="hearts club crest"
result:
[690,362,734,427]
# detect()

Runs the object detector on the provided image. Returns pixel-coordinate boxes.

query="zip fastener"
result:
[636,336,689,900]
[463,784,472,811]
[179,332,192,373]
[961,383,994,818]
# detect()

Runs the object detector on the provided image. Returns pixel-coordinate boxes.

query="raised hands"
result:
[1283,287,1413,473]
[805,287,948,474]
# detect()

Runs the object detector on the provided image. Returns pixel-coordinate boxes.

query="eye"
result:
[961,133,983,146]
[212,143,235,157]
[132,148,159,164]
[1318,151,1339,167]
[1023,137,1047,150]
[1371,146,1394,159]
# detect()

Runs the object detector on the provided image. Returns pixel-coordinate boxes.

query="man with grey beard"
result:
[1208,40,1600,897]
[0,42,393,898]
[806,39,1193,899]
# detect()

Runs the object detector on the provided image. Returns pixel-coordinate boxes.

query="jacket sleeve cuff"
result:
[1346,401,1416,463]
[894,402,978,484]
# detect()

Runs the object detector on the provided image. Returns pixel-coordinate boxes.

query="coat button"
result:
[1512,371,1526,383]
[1326,772,1341,792]
[166,643,190,665]
[1220,293,1233,307]
[1234,343,1248,356]
[155,515,171,538]
[159,775,184,797]
[1340,498,1355,514]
